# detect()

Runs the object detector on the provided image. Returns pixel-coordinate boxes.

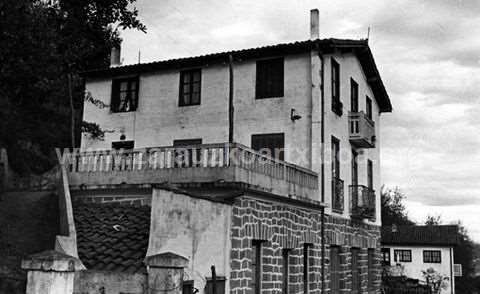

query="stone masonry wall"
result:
[325,216,381,294]
[230,197,324,294]
[229,197,381,294]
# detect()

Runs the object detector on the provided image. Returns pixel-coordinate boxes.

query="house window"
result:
[368,249,375,292]
[331,58,342,116]
[330,246,341,294]
[394,250,412,262]
[173,139,202,167]
[351,248,360,294]
[282,249,290,294]
[331,136,343,212]
[423,250,441,263]
[256,57,284,99]
[111,77,139,112]
[367,160,373,190]
[352,149,358,186]
[350,78,358,112]
[205,277,226,294]
[179,69,201,106]
[303,244,312,294]
[381,248,391,266]
[112,140,134,150]
[251,133,284,160]
[251,240,263,294]
[366,96,373,120]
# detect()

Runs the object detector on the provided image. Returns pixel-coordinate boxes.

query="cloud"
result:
[118,0,480,241]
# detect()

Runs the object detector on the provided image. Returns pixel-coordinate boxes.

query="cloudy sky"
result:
[120,0,480,241]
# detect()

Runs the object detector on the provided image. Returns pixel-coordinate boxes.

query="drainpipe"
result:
[319,48,326,294]
[228,54,234,144]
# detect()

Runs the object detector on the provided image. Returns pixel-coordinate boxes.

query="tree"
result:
[425,214,442,226]
[381,186,415,226]
[453,222,476,294]
[0,0,145,174]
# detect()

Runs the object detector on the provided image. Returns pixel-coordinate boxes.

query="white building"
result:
[65,9,392,294]
[382,225,460,294]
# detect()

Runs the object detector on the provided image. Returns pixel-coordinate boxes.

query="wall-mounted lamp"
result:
[291,108,302,122]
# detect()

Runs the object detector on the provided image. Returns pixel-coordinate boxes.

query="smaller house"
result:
[381,225,459,294]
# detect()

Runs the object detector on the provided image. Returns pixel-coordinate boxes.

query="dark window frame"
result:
[350,78,359,112]
[352,149,358,186]
[367,160,373,190]
[331,58,342,116]
[330,246,341,294]
[251,133,285,160]
[251,240,263,294]
[282,249,290,294]
[179,68,202,106]
[255,57,284,99]
[111,76,139,112]
[303,244,312,294]
[394,250,412,262]
[366,96,373,120]
[111,140,135,150]
[173,139,203,167]
[423,250,441,263]
[332,136,340,178]
[351,248,361,294]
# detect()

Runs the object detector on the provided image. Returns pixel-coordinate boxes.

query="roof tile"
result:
[73,202,150,273]
[381,225,459,246]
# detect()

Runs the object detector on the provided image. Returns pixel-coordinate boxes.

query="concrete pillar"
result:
[21,250,84,294]
[145,252,189,294]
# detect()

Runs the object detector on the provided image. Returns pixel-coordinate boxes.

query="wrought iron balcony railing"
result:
[61,143,319,200]
[349,111,375,148]
[332,177,344,213]
[349,185,375,220]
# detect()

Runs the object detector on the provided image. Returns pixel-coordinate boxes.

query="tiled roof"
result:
[73,203,150,273]
[381,225,459,246]
[82,38,391,112]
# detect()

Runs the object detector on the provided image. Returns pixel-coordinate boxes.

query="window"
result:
[367,160,373,190]
[303,244,312,294]
[256,57,284,98]
[350,78,358,112]
[205,277,226,294]
[366,96,373,120]
[251,133,284,160]
[394,250,412,262]
[423,250,441,263]
[282,249,290,294]
[352,149,358,186]
[173,139,202,167]
[111,77,139,112]
[251,240,263,294]
[351,248,360,294]
[368,249,375,292]
[112,140,134,150]
[331,136,343,212]
[331,58,342,115]
[332,137,340,179]
[179,69,201,106]
[381,248,391,266]
[330,246,340,294]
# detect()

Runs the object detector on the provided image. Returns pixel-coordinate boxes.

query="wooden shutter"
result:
[351,248,360,294]
[330,246,340,293]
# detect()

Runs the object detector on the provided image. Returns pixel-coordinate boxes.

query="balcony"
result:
[63,143,319,200]
[331,177,344,213]
[349,112,375,148]
[349,185,375,220]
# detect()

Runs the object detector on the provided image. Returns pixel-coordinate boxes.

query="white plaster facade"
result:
[82,48,385,226]
[382,245,455,294]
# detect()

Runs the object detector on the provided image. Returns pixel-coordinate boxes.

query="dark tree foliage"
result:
[453,222,476,294]
[0,0,145,174]
[381,186,415,226]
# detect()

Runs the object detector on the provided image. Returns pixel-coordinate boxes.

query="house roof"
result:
[73,202,150,273]
[82,38,392,112]
[381,225,459,247]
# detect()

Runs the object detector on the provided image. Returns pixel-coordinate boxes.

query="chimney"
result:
[110,43,121,67]
[310,9,319,40]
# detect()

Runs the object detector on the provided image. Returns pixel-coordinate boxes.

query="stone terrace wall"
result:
[230,196,324,294]
[325,216,381,294]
